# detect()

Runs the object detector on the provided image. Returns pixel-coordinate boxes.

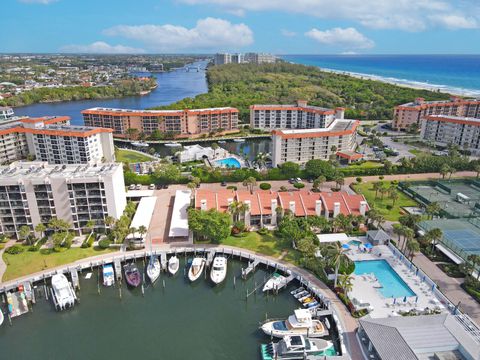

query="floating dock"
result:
[242,259,260,279]
[160,253,167,271]
[6,290,29,318]
[70,269,80,290]
[114,259,123,281]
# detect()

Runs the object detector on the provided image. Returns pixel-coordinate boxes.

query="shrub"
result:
[386,204,393,210]
[28,244,40,252]
[5,245,24,255]
[293,182,305,189]
[81,233,95,248]
[98,239,112,249]
[258,227,269,235]
[226,185,237,191]
[259,182,271,190]
[63,238,72,249]
[279,186,288,192]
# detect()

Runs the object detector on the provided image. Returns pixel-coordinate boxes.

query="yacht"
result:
[50,274,76,310]
[260,309,328,338]
[210,256,227,285]
[233,138,245,143]
[263,273,288,292]
[102,264,115,287]
[260,335,333,360]
[164,142,182,147]
[188,257,205,282]
[168,255,180,275]
[131,141,149,147]
[146,256,161,284]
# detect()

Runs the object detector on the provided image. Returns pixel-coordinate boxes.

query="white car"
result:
[135,184,142,190]
[296,178,302,183]
[128,184,135,190]
[149,184,155,190]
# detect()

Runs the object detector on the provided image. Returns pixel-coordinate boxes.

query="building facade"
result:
[194,189,368,228]
[82,107,239,138]
[271,120,359,166]
[243,53,277,64]
[250,101,344,130]
[393,97,480,131]
[0,116,114,165]
[0,106,14,120]
[421,115,480,155]
[0,162,126,238]
[214,53,232,65]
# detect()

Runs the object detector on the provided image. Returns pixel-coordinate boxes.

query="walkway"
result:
[0,243,363,360]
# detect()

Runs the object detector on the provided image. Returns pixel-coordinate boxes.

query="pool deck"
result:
[347,245,448,319]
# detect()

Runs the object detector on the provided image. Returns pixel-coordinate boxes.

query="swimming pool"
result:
[348,240,362,247]
[354,260,416,298]
[215,157,241,168]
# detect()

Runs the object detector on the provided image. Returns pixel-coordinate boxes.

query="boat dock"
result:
[241,259,260,279]
[6,290,29,318]
[160,253,167,271]
[70,269,80,290]
[205,250,215,267]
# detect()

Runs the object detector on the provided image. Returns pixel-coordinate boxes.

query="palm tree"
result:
[334,174,344,190]
[475,164,480,179]
[325,241,349,288]
[402,227,415,253]
[187,182,197,200]
[35,223,46,238]
[211,143,219,159]
[426,202,441,219]
[390,191,399,206]
[440,164,451,179]
[254,152,269,168]
[337,274,353,295]
[19,225,31,243]
[393,223,404,246]
[406,239,420,260]
[312,175,326,191]
[373,181,383,199]
[426,228,443,253]
[84,219,96,235]
[104,216,116,231]
[138,225,147,240]
[243,176,257,194]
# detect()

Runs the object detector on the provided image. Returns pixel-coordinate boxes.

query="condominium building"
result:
[243,52,277,64]
[194,189,368,227]
[0,106,14,120]
[393,96,480,131]
[213,52,276,65]
[0,161,126,238]
[421,115,480,155]
[81,107,239,138]
[271,120,360,166]
[214,53,231,65]
[250,100,344,130]
[0,115,114,165]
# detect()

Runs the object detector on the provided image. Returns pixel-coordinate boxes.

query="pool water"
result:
[354,260,416,298]
[215,157,241,168]
[348,240,362,247]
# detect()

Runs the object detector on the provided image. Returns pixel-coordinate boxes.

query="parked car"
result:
[296,178,302,183]
[149,184,155,190]
[156,184,163,190]
[135,184,141,190]
[288,178,295,184]
[128,184,135,190]
[221,181,227,187]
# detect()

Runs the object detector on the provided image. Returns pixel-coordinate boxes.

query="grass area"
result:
[346,161,384,170]
[198,231,301,265]
[2,246,116,281]
[115,148,154,163]
[352,180,418,221]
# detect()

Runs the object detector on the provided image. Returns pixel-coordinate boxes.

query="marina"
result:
[0,248,346,359]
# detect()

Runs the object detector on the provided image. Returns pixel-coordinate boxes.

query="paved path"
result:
[0,243,363,360]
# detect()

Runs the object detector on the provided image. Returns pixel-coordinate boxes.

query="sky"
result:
[2,0,480,54]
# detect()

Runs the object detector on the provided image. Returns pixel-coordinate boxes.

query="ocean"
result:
[282,55,480,97]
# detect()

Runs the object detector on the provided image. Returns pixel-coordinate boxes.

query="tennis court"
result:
[419,218,480,259]
[402,179,480,218]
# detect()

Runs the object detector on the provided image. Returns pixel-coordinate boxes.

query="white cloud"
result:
[18,0,57,3]
[61,41,145,54]
[103,17,253,51]
[178,0,480,31]
[305,27,374,50]
[281,29,297,37]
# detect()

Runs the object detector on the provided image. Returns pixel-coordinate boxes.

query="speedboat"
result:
[124,263,142,287]
[168,255,180,275]
[102,264,115,287]
[188,257,205,282]
[131,141,149,147]
[146,256,161,284]
[218,140,226,144]
[51,274,76,310]
[263,273,288,292]
[260,335,333,360]
[260,309,329,338]
[233,138,245,143]
[210,256,227,285]
[164,142,181,147]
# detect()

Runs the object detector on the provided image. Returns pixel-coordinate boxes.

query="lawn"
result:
[346,161,384,170]
[202,231,301,265]
[2,246,116,281]
[115,148,154,163]
[352,180,418,221]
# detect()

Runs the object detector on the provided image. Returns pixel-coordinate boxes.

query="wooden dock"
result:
[70,269,80,290]
[206,250,215,267]
[114,259,122,281]
[160,253,167,271]
[241,259,260,279]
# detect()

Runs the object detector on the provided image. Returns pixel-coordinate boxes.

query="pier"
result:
[114,259,122,281]
[70,269,80,290]
[160,253,167,271]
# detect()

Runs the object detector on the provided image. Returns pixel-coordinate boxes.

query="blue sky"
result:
[2,0,480,54]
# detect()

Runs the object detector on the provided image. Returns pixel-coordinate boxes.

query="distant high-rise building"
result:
[244,52,277,64]
[231,53,243,64]
[214,52,276,65]
[214,53,232,65]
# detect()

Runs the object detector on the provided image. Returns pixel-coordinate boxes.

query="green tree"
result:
[312,175,326,191]
[154,163,181,184]
[279,162,300,178]
[211,143,219,159]
[34,223,46,238]
[325,241,350,288]
[426,202,441,219]
[19,225,31,243]
[304,159,335,180]
[242,176,257,194]
[338,274,353,295]
[425,228,443,253]
[188,208,232,243]
[406,239,420,260]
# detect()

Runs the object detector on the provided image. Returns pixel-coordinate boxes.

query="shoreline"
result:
[286,61,480,97]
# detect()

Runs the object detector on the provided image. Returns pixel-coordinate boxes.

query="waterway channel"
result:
[0,259,300,359]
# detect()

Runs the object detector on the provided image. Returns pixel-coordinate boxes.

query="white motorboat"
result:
[168,255,180,275]
[260,309,329,338]
[50,274,76,311]
[233,138,245,143]
[131,141,149,147]
[0,309,4,326]
[263,273,288,292]
[102,264,115,287]
[146,256,161,284]
[260,335,333,360]
[188,257,205,282]
[210,256,227,285]
[164,142,182,147]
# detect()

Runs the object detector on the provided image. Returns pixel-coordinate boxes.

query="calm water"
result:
[283,55,480,96]
[0,259,300,359]
[354,260,416,298]
[13,61,209,125]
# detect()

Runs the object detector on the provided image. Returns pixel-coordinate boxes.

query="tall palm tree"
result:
[337,274,353,295]
[34,223,46,238]
[406,239,420,261]
[390,190,399,206]
[440,164,451,179]
[138,225,147,240]
[373,181,383,199]
[402,227,415,253]
[325,241,349,288]
[426,228,443,253]
[243,176,257,194]
[334,174,345,190]
[312,175,326,191]
[426,202,441,219]
[187,182,197,200]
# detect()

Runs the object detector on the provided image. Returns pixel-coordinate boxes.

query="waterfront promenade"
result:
[0,243,363,360]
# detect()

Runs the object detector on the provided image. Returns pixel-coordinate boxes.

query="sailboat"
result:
[146,256,161,284]
[168,255,180,275]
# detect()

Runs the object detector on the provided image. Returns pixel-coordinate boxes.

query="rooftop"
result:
[272,119,359,138]
[0,161,122,182]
